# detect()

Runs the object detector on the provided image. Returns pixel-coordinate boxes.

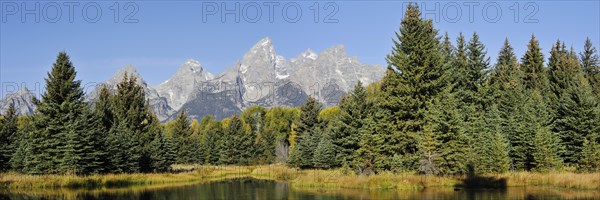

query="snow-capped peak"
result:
[302,49,318,60]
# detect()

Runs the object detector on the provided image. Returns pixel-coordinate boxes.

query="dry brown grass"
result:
[2,165,599,191]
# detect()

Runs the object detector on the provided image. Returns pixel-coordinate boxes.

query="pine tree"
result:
[466,32,490,93]
[290,96,322,168]
[111,73,156,172]
[532,126,563,172]
[474,105,511,174]
[219,115,244,165]
[104,122,133,173]
[0,103,18,172]
[10,116,31,172]
[23,52,102,175]
[580,37,600,100]
[554,85,600,165]
[150,131,176,172]
[451,33,469,91]
[440,32,454,74]
[199,117,222,165]
[579,137,600,172]
[241,106,267,164]
[512,90,553,170]
[172,111,193,164]
[313,131,336,169]
[377,4,445,171]
[521,34,548,91]
[547,40,600,165]
[329,82,367,167]
[418,124,441,175]
[426,88,470,175]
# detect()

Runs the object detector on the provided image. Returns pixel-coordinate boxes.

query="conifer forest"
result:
[1,5,600,178]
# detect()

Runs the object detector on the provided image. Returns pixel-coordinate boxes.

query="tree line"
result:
[1,4,599,176]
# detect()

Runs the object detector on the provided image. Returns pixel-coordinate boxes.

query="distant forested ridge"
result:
[1,4,599,175]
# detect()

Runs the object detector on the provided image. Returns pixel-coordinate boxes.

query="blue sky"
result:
[1,1,599,97]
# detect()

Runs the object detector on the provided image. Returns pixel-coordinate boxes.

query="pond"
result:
[2,178,599,199]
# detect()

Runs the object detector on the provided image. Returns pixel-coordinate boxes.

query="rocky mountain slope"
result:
[2,37,385,121]
[0,87,36,116]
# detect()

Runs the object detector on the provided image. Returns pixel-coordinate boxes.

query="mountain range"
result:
[0,37,385,121]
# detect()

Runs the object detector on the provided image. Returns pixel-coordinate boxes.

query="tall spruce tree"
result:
[23,52,103,175]
[521,34,548,91]
[579,137,600,172]
[352,81,391,174]
[172,111,193,164]
[452,33,469,91]
[548,40,600,165]
[425,88,470,175]
[218,115,252,165]
[290,96,322,168]
[466,32,490,93]
[329,82,367,167]
[241,106,267,164]
[513,90,554,170]
[377,4,446,171]
[474,105,511,174]
[0,103,18,172]
[199,116,222,164]
[580,38,600,101]
[313,130,336,169]
[532,126,563,172]
[110,73,156,173]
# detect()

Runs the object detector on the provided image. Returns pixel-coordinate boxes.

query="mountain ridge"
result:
[0,37,385,121]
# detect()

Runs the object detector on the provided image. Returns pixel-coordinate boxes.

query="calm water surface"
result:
[2,178,599,200]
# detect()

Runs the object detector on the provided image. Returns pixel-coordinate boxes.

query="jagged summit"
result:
[108,64,143,84]
[4,37,385,122]
[86,64,175,121]
[0,86,36,116]
[156,59,215,111]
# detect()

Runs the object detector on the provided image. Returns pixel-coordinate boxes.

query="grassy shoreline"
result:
[2,165,599,191]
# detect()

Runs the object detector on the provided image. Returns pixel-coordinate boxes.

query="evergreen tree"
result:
[466,32,490,93]
[375,4,445,171]
[0,103,18,172]
[474,105,511,174]
[513,90,553,170]
[441,32,454,63]
[23,52,103,175]
[218,115,246,165]
[200,117,222,165]
[521,34,548,91]
[580,37,600,100]
[106,122,139,173]
[451,33,469,90]
[547,40,600,165]
[532,126,563,172]
[290,96,322,168]
[426,88,470,175]
[150,131,176,172]
[172,111,193,164]
[10,116,31,172]
[554,85,600,164]
[418,124,441,175]
[313,131,336,169]
[579,137,600,172]
[111,73,157,172]
[241,106,266,164]
[329,82,367,167]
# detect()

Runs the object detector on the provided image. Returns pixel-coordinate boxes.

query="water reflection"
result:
[1,178,599,200]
